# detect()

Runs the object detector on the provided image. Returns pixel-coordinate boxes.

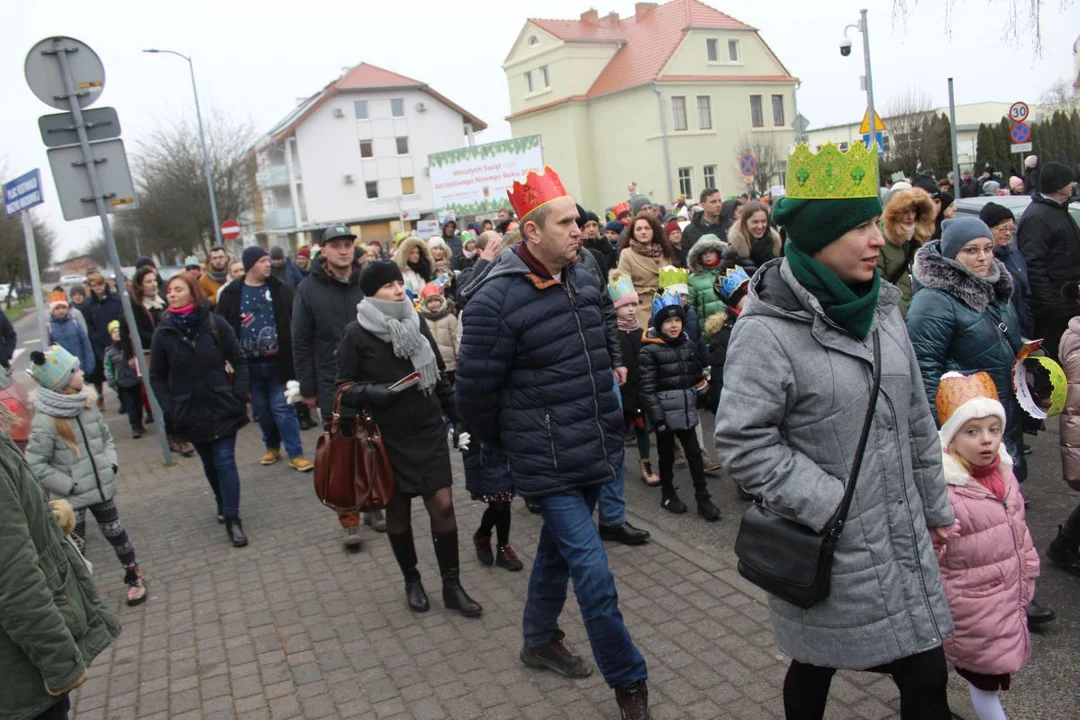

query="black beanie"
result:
[360,260,404,297]
[1039,162,1076,194]
[979,202,1014,228]
[911,175,941,199]
[242,246,268,272]
[135,255,155,270]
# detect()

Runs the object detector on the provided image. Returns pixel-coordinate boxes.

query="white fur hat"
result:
[427,237,448,251]
[937,371,1007,448]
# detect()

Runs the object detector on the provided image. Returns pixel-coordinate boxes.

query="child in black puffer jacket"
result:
[704,266,751,415]
[639,290,720,520]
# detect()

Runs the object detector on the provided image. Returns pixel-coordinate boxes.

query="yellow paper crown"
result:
[658,265,689,290]
[786,142,879,200]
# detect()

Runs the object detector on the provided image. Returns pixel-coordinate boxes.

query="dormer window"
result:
[528,36,539,46]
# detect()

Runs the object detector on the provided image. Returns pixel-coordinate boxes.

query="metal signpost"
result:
[25,36,173,465]
[2,169,50,348]
[948,79,961,200]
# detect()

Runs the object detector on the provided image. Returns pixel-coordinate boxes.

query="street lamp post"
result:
[143,49,224,246]
[844,9,877,156]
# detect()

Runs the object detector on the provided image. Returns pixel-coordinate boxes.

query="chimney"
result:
[580,9,599,23]
[634,2,657,19]
[604,11,619,22]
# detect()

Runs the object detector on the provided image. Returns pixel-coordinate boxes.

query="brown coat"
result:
[199,272,226,309]
[617,247,664,328]
[879,188,937,314]
[1060,316,1080,490]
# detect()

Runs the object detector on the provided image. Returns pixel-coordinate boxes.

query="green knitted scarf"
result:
[784,241,880,340]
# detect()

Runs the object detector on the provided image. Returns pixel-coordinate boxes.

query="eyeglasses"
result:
[958,245,994,257]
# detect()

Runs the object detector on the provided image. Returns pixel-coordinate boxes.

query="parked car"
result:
[0,366,32,451]
[953,196,1080,226]
[59,273,88,285]
[0,284,18,302]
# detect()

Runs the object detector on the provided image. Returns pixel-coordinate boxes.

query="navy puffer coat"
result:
[455,244,624,498]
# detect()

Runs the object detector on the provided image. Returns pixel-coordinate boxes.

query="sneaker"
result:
[474,531,494,565]
[261,449,282,466]
[615,680,650,720]
[496,545,524,571]
[123,566,148,607]
[363,510,387,532]
[639,459,660,486]
[661,489,687,514]
[704,461,723,476]
[289,457,315,473]
[520,640,593,678]
[696,496,721,522]
[342,525,362,551]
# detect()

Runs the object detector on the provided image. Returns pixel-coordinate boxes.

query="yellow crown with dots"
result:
[786,142,879,200]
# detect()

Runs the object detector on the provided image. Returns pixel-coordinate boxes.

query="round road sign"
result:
[739,151,757,178]
[221,219,240,240]
[24,37,105,111]
[1009,102,1030,124]
[1010,122,1031,144]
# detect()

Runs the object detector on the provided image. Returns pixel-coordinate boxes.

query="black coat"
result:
[119,301,162,361]
[81,289,123,352]
[680,209,728,267]
[584,237,618,279]
[149,309,250,444]
[617,329,643,417]
[706,311,736,412]
[639,328,704,431]
[291,258,365,418]
[215,275,296,384]
[1017,193,1080,319]
[335,317,453,497]
[577,247,624,369]
[0,310,15,368]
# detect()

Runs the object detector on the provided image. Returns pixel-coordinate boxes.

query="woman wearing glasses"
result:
[981,202,1033,338]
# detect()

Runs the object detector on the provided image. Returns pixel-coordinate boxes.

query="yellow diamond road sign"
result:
[859,109,886,134]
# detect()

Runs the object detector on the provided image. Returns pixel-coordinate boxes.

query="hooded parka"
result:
[686,235,730,323]
[714,258,955,670]
[24,402,118,511]
[879,188,936,315]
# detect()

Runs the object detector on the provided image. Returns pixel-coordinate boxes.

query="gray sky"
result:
[3,0,1077,259]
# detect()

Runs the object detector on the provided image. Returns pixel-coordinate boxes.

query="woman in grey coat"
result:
[715,163,956,720]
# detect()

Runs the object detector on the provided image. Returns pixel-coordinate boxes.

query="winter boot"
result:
[433,531,482,618]
[495,545,524,571]
[615,680,650,720]
[224,517,248,548]
[639,459,660,486]
[388,531,429,612]
[473,529,494,565]
[1046,525,1080,577]
[660,485,687,514]
[521,637,593,678]
[696,493,721,522]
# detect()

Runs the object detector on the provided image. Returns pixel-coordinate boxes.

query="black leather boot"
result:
[224,517,248,547]
[388,531,429,612]
[433,531,482,617]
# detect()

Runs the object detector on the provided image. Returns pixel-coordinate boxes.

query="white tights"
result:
[968,684,1007,720]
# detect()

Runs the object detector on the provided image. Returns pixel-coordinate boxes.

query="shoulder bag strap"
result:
[827,329,882,540]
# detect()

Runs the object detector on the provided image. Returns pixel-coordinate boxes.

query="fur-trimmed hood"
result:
[941,444,1013,487]
[687,235,729,274]
[883,189,936,247]
[394,236,434,271]
[726,222,782,260]
[912,241,1013,312]
[704,309,729,337]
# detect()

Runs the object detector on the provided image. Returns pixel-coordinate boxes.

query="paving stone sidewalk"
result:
[68,395,917,720]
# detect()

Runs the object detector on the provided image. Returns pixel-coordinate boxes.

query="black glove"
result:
[342,383,393,410]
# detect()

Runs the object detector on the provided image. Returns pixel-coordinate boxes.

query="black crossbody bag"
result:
[734,330,881,609]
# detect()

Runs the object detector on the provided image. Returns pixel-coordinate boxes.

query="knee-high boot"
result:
[432,530,482,618]
[388,531,429,612]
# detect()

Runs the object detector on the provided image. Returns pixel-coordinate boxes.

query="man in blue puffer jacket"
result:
[456,170,650,720]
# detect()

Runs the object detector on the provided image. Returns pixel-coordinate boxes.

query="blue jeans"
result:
[598,371,627,526]
[248,361,303,458]
[523,485,647,688]
[192,434,241,517]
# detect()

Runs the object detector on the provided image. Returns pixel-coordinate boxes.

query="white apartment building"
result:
[252,63,486,244]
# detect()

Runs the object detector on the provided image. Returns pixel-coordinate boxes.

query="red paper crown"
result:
[507,165,568,220]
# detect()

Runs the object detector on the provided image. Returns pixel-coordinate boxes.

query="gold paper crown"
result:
[936,371,1000,428]
[786,142,879,200]
[658,265,690,289]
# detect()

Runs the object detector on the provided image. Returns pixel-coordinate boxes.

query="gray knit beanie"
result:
[941,217,993,260]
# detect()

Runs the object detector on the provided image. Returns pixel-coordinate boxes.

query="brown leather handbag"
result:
[313,383,396,512]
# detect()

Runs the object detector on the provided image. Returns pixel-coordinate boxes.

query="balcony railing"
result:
[262,208,295,230]
[256,165,291,189]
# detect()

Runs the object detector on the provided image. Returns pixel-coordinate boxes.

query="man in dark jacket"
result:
[579,206,618,278]
[0,309,15,369]
[269,246,305,288]
[81,269,123,398]
[1017,162,1080,359]
[217,246,313,472]
[292,225,384,545]
[958,169,979,198]
[1024,155,1040,197]
[440,220,463,264]
[456,179,650,719]
[679,188,726,266]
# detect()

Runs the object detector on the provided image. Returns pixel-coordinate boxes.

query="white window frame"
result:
[772,94,785,127]
[703,165,717,190]
[706,39,718,62]
[525,71,533,94]
[750,94,764,128]
[728,39,740,62]
[365,181,379,199]
[678,167,693,197]
[672,96,688,132]
[353,101,368,119]
[540,65,550,88]
[391,98,405,117]
[697,96,712,130]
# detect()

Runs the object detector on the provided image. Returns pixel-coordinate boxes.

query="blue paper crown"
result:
[607,274,636,302]
[651,289,683,317]
[717,266,751,302]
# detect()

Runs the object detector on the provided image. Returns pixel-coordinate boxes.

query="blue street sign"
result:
[862,132,885,157]
[1010,122,1030,144]
[3,168,44,216]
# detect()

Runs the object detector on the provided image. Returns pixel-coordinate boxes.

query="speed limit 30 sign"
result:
[1009,102,1030,124]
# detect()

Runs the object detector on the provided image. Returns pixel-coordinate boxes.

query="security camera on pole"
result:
[24,36,174,465]
[842,9,879,163]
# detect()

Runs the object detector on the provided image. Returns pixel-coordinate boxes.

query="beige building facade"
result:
[503,0,797,212]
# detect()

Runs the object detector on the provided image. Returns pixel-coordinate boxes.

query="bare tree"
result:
[126,108,255,259]
[736,133,788,195]
[884,88,936,179]
[892,0,1070,53]
[1039,78,1078,114]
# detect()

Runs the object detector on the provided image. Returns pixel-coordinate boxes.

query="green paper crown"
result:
[658,265,689,289]
[786,142,879,200]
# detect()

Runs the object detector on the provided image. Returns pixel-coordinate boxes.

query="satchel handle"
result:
[330,383,378,435]
[825,329,882,541]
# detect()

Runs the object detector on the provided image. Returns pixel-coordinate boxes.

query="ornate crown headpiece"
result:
[507,165,569,220]
[651,289,683,318]
[717,266,751,302]
[658,265,690,291]
[610,201,631,218]
[607,274,636,303]
[786,142,879,200]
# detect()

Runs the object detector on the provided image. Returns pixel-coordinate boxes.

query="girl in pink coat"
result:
[934,371,1040,720]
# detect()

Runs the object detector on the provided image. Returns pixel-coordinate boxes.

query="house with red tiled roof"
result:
[502,0,797,209]
[252,62,485,244]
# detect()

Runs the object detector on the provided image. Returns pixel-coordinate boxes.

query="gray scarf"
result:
[356,297,439,394]
[208,268,228,283]
[35,387,91,418]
